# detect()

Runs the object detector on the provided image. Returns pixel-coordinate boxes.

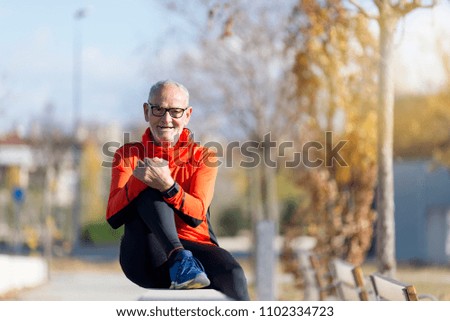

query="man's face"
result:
[144,84,192,146]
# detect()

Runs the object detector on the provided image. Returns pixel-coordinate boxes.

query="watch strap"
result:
[162,182,180,198]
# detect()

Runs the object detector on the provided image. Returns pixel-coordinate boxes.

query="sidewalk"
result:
[14,270,145,301]
[11,245,145,301]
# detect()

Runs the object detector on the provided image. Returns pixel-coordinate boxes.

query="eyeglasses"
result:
[148,104,188,119]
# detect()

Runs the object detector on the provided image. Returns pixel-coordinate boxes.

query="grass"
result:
[394,264,450,301]
[81,221,123,245]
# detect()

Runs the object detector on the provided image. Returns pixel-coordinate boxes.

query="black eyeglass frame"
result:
[148,104,188,119]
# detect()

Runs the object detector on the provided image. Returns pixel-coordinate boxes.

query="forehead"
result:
[152,85,188,105]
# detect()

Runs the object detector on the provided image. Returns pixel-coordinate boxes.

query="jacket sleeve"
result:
[163,150,218,227]
[106,146,148,228]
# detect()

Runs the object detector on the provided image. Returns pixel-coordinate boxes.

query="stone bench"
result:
[138,289,233,301]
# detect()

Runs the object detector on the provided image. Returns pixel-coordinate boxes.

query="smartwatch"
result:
[162,182,180,198]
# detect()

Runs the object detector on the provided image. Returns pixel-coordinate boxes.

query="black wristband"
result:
[162,182,180,198]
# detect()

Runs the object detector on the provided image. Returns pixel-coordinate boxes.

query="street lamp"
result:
[73,8,87,135]
[71,8,88,253]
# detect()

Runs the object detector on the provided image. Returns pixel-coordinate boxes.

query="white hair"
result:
[148,80,189,104]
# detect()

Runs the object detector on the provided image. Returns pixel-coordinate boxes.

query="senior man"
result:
[106,80,249,301]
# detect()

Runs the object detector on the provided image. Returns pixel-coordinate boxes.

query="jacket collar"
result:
[141,127,193,163]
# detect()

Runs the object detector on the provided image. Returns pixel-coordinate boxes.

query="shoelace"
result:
[175,255,205,281]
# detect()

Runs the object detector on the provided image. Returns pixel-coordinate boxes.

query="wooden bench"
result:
[296,250,337,300]
[369,272,437,301]
[329,258,371,301]
[138,289,233,301]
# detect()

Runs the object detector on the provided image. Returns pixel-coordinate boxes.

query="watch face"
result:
[165,183,179,198]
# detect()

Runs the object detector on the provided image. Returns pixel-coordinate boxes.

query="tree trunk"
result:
[249,165,264,225]
[263,144,280,224]
[376,5,398,277]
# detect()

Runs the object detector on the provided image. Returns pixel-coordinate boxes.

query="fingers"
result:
[144,157,168,167]
[134,157,172,191]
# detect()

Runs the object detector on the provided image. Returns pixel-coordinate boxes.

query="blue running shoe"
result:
[169,250,210,289]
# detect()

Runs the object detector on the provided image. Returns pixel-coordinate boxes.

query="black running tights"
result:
[118,188,250,301]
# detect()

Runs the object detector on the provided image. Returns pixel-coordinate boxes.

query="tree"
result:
[394,92,450,163]
[281,0,378,277]
[81,137,106,224]
[429,26,450,168]
[349,0,439,276]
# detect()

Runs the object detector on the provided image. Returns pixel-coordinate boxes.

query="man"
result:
[106,80,249,300]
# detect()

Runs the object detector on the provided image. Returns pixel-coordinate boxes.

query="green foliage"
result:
[280,198,300,234]
[216,206,248,237]
[81,221,123,245]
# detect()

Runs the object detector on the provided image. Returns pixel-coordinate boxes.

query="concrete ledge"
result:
[138,289,233,301]
[0,254,48,295]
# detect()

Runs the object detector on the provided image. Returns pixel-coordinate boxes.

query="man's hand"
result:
[133,157,175,192]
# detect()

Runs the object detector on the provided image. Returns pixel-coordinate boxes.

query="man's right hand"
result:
[133,157,175,192]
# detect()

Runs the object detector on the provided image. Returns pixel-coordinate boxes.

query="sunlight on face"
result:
[144,84,192,146]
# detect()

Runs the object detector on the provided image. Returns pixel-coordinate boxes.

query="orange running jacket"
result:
[106,128,219,246]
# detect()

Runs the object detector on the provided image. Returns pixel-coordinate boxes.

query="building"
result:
[0,134,33,189]
[394,160,450,264]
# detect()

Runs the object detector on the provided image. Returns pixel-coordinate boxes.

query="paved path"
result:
[15,270,146,301]
[13,245,146,301]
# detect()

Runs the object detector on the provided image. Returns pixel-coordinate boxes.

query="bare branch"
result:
[348,0,379,19]
[374,0,384,8]
[393,0,439,15]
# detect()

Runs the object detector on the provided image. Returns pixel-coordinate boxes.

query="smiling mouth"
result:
[158,126,174,130]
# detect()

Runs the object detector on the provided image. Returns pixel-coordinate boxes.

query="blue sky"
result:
[0,1,449,136]
[0,0,195,135]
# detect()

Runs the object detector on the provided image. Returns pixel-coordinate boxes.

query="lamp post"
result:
[73,8,87,134]
[71,8,88,253]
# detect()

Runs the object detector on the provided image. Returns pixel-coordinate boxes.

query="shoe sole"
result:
[170,273,210,290]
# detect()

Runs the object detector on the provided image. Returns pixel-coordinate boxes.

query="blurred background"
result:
[0,0,449,300]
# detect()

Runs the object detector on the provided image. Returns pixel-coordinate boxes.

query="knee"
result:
[134,188,172,217]
[135,188,162,206]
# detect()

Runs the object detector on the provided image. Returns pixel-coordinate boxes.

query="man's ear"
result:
[184,106,193,126]
[143,103,149,122]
